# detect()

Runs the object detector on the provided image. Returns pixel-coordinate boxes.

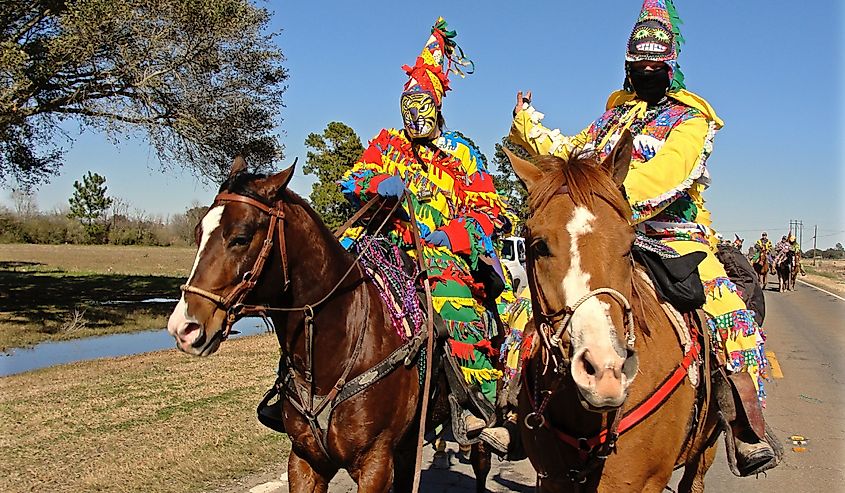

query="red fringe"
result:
[449,340,476,361]
[449,339,500,362]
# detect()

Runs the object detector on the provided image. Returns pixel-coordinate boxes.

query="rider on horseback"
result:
[503,0,779,476]
[790,233,806,276]
[773,235,791,267]
[340,18,518,443]
[753,232,774,263]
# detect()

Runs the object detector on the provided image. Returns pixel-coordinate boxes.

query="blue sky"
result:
[6,1,843,249]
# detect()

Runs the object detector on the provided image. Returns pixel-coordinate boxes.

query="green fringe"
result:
[666,0,686,91]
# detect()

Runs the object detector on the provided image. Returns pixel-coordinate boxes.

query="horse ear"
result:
[504,148,542,191]
[259,158,297,199]
[600,130,633,187]
[229,155,248,177]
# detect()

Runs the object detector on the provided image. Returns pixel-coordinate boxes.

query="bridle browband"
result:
[180,192,290,341]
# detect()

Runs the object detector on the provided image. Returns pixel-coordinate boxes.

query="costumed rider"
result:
[507,0,780,476]
[773,235,790,267]
[789,233,806,275]
[339,17,517,444]
[753,232,773,264]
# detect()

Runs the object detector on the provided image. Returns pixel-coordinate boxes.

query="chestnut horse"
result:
[166,158,491,492]
[752,251,770,289]
[505,133,720,492]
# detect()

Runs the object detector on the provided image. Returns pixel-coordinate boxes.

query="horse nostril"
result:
[581,357,596,376]
[179,322,203,343]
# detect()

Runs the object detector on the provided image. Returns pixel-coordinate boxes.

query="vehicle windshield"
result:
[501,240,515,261]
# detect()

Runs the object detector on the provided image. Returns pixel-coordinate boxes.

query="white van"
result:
[499,236,527,294]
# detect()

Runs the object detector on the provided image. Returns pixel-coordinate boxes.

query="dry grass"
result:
[0,334,289,493]
[802,258,845,295]
[0,244,198,349]
[0,244,197,276]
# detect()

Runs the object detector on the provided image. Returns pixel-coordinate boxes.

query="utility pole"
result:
[813,224,818,266]
[789,219,804,250]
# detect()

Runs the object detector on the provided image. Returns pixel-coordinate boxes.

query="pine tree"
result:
[68,172,113,243]
[303,122,364,229]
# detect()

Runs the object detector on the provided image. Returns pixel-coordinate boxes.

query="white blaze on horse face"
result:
[176,205,225,318]
[561,207,616,352]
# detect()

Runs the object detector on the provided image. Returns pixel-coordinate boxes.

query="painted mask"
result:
[627,19,674,61]
[401,91,439,139]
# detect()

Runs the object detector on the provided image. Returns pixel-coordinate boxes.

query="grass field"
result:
[0,244,197,349]
[800,258,845,295]
[0,333,289,493]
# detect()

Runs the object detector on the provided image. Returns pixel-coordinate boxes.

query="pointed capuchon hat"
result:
[626,0,686,90]
[401,17,473,106]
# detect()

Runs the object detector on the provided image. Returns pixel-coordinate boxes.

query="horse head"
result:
[167,156,298,356]
[505,133,639,411]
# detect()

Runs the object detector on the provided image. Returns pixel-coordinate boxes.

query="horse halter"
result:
[180,192,290,341]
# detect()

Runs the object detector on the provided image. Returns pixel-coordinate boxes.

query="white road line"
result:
[797,279,845,302]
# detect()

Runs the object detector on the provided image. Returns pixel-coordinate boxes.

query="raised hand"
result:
[513,90,532,116]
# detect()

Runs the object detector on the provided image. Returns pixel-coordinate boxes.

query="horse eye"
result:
[531,239,551,257]
[228,235,251,247]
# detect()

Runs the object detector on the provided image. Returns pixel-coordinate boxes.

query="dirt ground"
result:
[801,258,845,295]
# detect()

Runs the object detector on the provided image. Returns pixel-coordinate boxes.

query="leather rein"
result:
[178,190,436,477]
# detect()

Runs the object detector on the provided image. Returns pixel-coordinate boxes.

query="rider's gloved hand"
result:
[425,230,452,249]
[376,175,407,200]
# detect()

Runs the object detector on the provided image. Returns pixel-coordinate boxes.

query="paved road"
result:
[235,277,845,492]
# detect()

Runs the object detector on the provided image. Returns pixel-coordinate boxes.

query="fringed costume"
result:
[510,0,770,402]
[340,18,517,403]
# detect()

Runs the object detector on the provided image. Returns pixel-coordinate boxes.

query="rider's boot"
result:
[733,425,777,476]
[479,410,526,460]
[715,370,782,477]
[462,409,486,435]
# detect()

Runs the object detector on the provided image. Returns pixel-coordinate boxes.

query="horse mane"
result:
[219,172,339,242]
[528,152,631,220]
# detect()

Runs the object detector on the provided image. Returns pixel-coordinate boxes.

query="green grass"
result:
[0,265,183,349]
[803,264,838,280]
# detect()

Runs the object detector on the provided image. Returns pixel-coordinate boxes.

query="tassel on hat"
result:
[401,17,473,105]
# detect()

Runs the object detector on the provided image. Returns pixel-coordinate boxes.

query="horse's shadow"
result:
[418,452,534,492]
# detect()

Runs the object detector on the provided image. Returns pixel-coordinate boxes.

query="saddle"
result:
[256,236,494,447]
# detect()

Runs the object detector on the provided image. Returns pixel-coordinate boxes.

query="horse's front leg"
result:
[470,441,491,493]
[349,440,396,493]
[677,441,718,493]
[287,448,336,493]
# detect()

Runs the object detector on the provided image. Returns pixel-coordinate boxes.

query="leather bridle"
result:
[180,192,290,341]
[179,191,402,343]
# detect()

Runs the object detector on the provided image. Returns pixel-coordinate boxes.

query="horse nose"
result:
[571,347,635,407]
[167,302,205,348]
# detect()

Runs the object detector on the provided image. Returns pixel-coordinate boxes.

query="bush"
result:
[0,212,26,243]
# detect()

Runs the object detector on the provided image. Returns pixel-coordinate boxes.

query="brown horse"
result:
[505,133,720,492]
[166,158,491,492]
[752,251,770,288]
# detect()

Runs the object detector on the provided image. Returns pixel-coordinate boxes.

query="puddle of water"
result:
[98,298,179,305]
[0,318,273,377]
